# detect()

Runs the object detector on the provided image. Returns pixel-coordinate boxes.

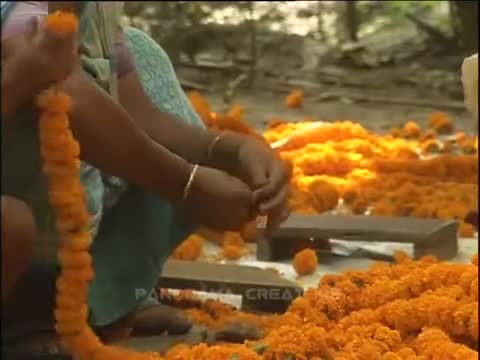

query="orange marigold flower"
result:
[285,89,304,108]
[293,248,318,276]
[222,244,245,260]
[428,111,454,134]
[45,10,79,34]
[420,128,437,141]
[308,180,340,213]
[459,137,477,154]
[421,139,442,154]
[393,250,411,263]
[402,121,422,138]
[459,222,476,237]
[172,234,204,261]
[472,254,478,266]
[389,127,402,138]
[188,91,213,125]
[222,232,246,260]
[442,140,454,153]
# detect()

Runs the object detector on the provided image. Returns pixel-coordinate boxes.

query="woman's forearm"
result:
[118,71,246,173]
[60,68,192,202]
[2,68,27,118]
[1,60,44,118]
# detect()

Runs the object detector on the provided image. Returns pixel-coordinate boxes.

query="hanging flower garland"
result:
[38,11,163,360]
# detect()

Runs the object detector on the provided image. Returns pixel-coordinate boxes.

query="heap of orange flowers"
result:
[39,11,163,360]
[158,252,479,360]
[172,234,204,261]
[188,92,478,238]
[172,222,258,263]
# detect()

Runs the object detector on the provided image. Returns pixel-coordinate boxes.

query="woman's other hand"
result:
[181,166,256,232]
[2,16,78,92]
[236,139,291,234]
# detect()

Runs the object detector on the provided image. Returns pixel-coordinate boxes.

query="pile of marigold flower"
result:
[188,92,479,238]
[171,222,258,262]
[160,252,479,359]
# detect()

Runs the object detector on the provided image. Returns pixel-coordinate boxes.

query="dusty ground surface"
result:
[173,22,476,135]
[208,85,473,134]
[179,60,475,134]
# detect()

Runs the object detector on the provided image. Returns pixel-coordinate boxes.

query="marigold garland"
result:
[38,11,163,360]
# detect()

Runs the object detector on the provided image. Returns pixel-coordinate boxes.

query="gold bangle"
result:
[182,164,199,202]
[207,134,223,162]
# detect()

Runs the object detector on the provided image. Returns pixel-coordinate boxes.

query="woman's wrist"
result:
[2,59,48,117]
[206,131,247,173]
[148,144,194,203]
[181,164,199,203]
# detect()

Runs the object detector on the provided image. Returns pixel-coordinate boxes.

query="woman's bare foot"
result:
[2,326,65,357]
[16,334,61,355]
[128,303,193,337]
[214,321,264,343]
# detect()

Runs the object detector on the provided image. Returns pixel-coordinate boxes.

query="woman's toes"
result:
[131,304,193,336]
[214,321,263,343]
[16,333,61,355]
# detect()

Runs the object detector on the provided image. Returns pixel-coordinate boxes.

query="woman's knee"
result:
[1,196,36,248]
[1,196,36,298]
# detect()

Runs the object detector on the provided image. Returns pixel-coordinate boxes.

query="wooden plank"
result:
[256,214,458,261]
[158,260,303,313]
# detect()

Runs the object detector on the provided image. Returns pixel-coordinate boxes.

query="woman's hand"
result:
[236,139,291,234]
[2,16,78,118]
[181,166,256,232]
[2,16,77,92]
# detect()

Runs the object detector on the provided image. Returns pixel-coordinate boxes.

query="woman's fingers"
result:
[265,199,290,235]
[259,184,289,214]
[253,185,273,214]
[243,160,269,191]
[252,162,290,233]
[253,161,289,210]
[253,183,289,234]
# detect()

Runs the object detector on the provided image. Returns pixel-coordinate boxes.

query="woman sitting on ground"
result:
[1,1,290,357]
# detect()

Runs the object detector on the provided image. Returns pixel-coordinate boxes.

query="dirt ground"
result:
[202,66,475,135]
[174,24,476,135]
[208,88,473,134]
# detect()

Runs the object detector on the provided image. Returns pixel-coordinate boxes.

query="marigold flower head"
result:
[285,89,304,108]
[293,248,318,276]
[45,10,79,34]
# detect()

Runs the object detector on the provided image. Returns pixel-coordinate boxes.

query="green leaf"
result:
[252,343,268,354]
[231,354,240,360]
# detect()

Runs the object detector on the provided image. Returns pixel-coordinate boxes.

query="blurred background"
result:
[120,0,478,131]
